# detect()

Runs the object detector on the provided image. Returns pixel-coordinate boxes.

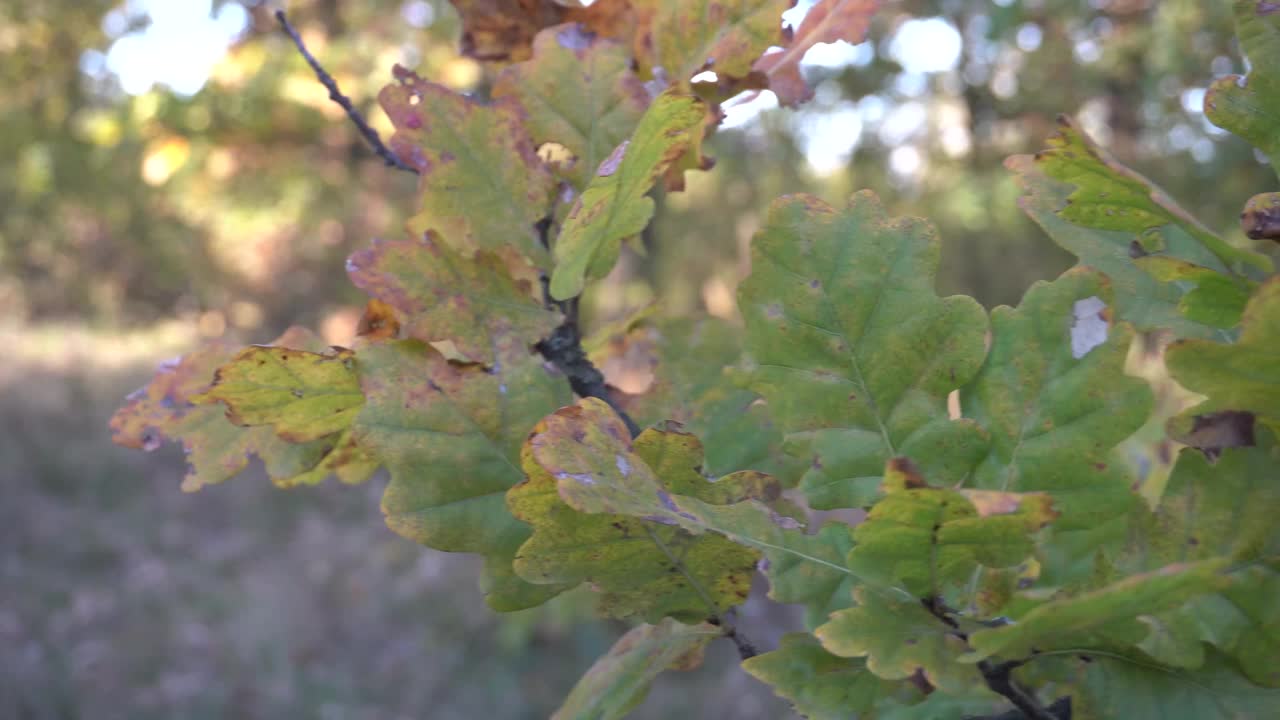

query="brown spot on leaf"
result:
[887,457,927,488]
[1179,410,1257,460]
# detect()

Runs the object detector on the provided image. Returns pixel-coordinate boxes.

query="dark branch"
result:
[533,216,642,438]
[274,10,419,175]
[922,597,1067,720]
[535,301,642,438]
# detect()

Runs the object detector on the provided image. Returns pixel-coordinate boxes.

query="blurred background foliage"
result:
[3,0,1274,717]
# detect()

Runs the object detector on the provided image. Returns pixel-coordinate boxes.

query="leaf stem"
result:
[274,10,419,175]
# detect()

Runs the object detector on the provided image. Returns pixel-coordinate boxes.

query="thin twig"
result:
[274,10,419,175]
[922,597,1067,720]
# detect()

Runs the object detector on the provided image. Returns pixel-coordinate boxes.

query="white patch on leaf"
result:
[1070,296,1108,359]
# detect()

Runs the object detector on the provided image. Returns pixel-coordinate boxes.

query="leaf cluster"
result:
[111,1,1280,718]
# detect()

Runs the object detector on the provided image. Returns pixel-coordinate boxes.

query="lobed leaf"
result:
[511,411,770,622]
[741,633,904,720]
[1007,153,1224,340]
[493,24,651,191]
[346,235,558,365]
[633,0,789,84]
[761,522,859,629]
[1134,256,1255,329]
[1029,116,1268,272]
[353,336,573,611]
[380,66,555,267]
[751,0,880,106]
[1204,1,1280,179]
[446,0,633,63]
[524,398,874,623]
[847,458,1056,600]
[1124,434,1280,686]
[1047,649,1280,720]
[552,618,718,720]
[738,191,990,510]
[960,269,1152,581]
[110,328,377,492]
[1166,277,1280,435]
[192,345,363,443]
[963,559,1232,662]
[815,587,987,694]
[550,90,709,300]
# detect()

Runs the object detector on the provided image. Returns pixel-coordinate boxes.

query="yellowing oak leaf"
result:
[493,24,650,191]
[447,0,633,63]
[847,458,1056,599]
[109,328,378,492]
[347,235,559,365]
[633,0,790,84]
[1021,116,1269,296]
[193,346,363,443]
[549,90,708,299]
[380,66,555,267]
[752,0,880,106]
[513,400,778,622]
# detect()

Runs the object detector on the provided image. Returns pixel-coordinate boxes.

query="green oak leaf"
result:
[550,90,708,300]
[635,0,789,83]
[762,522,859,630]
[511,412,771,622]
[963,559,1232,662]
[192,345,363,443]
[738,191,990,510]
[109,328,377,492]
[815,587,986,694]
[380,66,555,267]
[960,269,1153,582]
[1030,115,1268,273]
[847,459,1057,600]
[493,24,650,191]
[1048,649,1280,720]
[741,633,905,720]
[346,235,558,365]
[1006,150,1245,342]
[1166,277,1280,434]
[353,336,573,611]
[553,618,719,720]
[1205,1,1280,179]
[1134,256,1256,329]
[1123,434,1280,687]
